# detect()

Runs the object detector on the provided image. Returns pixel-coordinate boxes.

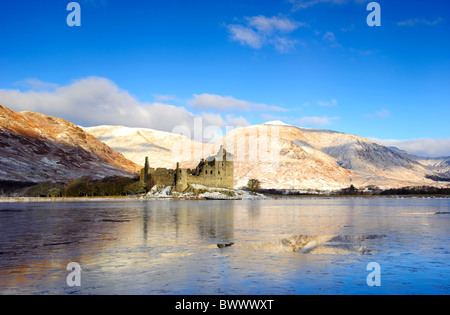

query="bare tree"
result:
[247,179,261,194]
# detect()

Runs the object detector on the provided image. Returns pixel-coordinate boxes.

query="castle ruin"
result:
[140,146,234,192]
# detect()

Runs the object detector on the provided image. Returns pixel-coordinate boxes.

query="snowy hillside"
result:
[0,105,140,183]
[85,122,445,191]
[84,125,209,169]
[388,147,450,180]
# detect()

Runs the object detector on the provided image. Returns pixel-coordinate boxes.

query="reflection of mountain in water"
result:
[233,234,386,255]
[1,198,449,294]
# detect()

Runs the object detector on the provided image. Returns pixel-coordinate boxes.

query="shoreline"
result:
[0,194,449,203]
[0,196,144,203]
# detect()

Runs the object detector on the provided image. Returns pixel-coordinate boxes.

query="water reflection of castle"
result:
[141,201,236,244]
[140,146,234,192]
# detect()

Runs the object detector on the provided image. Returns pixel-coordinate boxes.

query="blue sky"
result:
[0,0,449,155]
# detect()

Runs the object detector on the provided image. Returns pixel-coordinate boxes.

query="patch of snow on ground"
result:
[143,184,270,200]
[145,185,173,198]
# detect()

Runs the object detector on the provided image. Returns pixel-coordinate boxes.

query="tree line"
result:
[259,184,450,196]
[1,176,147,198]
[337,185,450,196]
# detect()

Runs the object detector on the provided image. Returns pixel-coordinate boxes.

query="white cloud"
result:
[13,78,59,92]
[226,15,305,53]
[272,36,300,54]
[246,15,305,34]
[373,138,450,157]
[320,30,342,48]
[398,17,443,27]
[190,94,253,111]
[376,109,391,118]
[365,109,391,119]
[317,99,338,107]
[0,77,232,137]
[153,94,182,103]
[225,114,250,127]
[297,116,340,126]
[227,24,264,49]
[200,113,227,128]
[189,93,287,113]
[322,31,336,42]
[289,0,366,11]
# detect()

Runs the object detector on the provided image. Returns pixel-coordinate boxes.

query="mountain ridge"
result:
[0,105,140,183]
[85,122,448,190]
[1,103,447,190]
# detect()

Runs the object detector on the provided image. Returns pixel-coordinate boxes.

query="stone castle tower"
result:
[141,146,234,192]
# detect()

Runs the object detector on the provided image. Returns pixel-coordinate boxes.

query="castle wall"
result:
[185,161,233,190]
[148,168,176,187]
[142,147,234,192]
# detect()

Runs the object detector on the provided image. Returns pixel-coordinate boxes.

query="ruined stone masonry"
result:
[140,146,234,192]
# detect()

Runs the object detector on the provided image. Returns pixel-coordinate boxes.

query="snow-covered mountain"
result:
[83,125,200,170]
[388,147,450,180]
[0,105,140,183]
[3,103,443,190]
[85,122,446,191]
